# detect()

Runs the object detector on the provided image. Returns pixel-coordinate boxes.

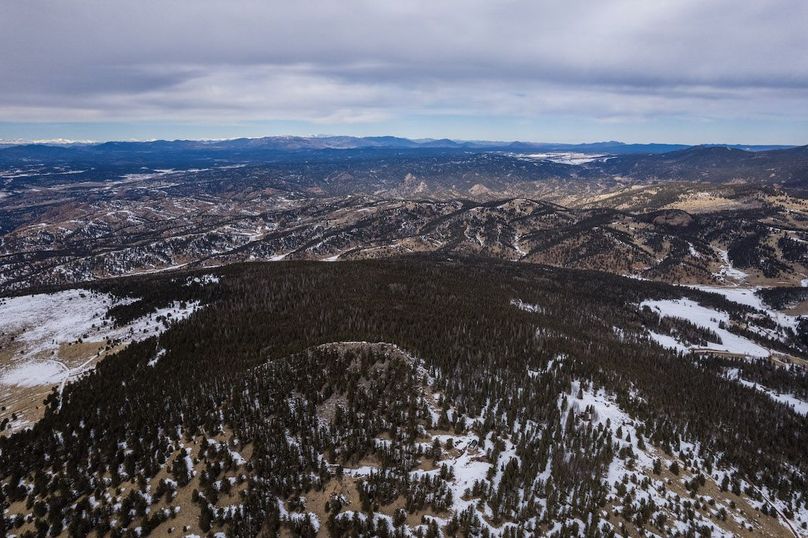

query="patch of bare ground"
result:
[57,340,105,362]
[784,299,808,317]
[136,458,202,537]
[0,384,48,436]
[564,184,675,211]
[769,352,808,368]
[765,194,808,215]
[416,458,436,472]
[301,477,361,537]
[5,497,36,536]
[349,452,383,469]
[696,475,794,537]
[377,494,446,528]
[598,439,796,538]
[316,391,348,424]
[742,272,807,287]
[663,195,751,214]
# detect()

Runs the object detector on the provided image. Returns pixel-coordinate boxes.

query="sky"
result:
[1,0,807,145]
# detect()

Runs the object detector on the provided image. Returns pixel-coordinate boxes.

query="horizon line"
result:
[0,135,801,148]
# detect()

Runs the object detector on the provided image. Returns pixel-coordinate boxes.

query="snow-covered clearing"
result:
[690,285,762,309]
[0,289,132,357]
[0,289,200,388]
[641,298,770,357]
[688,284,799,332]
[0,360,65,387]
[518,152,606,165]
[715,249,748,282]
[646,330,689,354]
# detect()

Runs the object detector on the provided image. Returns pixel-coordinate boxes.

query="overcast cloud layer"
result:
[1,0,807,143]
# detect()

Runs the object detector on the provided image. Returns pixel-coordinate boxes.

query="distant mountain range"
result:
[0,134,795,156]
[2,136,806,189]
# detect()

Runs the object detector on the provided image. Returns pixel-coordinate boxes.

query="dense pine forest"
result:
[1,256,807,537]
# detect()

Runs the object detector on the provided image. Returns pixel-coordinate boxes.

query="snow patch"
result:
[715,249,748,282]
[726,368,808,416]
[647,330,689,353]
[0,360,65,387]
[510,298,543,313]
[185,274,220,286]
[0,289,200,387]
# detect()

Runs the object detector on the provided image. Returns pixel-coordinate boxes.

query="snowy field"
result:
[642,279,805,359]
[715,249,749,282]
[0,288,200,388]
[516,152,606,165]
[688,284,799,332]
[0,360,66,387]
[641,297,770,357]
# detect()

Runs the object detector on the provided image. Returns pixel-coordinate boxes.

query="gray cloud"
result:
[1,0,807,135]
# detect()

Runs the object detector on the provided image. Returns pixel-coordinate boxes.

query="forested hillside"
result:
[1,257,806,537]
